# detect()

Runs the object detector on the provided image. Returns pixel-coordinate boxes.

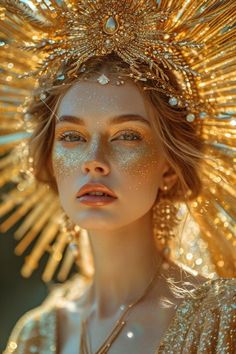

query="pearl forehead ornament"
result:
[95,73,205,123]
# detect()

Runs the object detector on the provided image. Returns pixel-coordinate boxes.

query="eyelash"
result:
[57,130,143,143]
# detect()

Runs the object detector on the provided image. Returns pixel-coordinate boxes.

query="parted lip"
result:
[76,183,117,198]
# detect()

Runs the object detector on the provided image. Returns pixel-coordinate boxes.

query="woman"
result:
[1,0,236,353]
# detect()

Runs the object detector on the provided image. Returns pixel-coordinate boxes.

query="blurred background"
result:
[0,223,48,352]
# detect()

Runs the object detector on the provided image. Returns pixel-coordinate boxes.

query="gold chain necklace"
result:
[79,255,164,354]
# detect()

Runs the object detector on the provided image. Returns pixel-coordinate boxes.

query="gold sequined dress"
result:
[4,277,236,354]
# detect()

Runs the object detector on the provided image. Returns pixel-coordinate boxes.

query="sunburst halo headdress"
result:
[0,0,236,282]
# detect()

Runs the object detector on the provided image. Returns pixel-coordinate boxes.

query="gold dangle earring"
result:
[61,212,80,256]
[58,213,94,281]
[152,185,180,261]
[55,212,81,280]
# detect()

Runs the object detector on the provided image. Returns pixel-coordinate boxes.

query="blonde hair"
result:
[28,54,204,204]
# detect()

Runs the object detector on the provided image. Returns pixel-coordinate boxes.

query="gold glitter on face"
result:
[53,130,161,179]
[52,78,170,229]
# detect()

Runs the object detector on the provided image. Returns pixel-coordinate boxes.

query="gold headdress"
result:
[0,0,236,282]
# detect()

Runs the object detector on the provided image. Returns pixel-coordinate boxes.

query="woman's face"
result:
[52,76,170,230]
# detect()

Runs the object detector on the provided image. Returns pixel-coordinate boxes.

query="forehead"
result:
[57,80,149,121]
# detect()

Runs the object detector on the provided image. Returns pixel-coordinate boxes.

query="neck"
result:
[86,211,163,318]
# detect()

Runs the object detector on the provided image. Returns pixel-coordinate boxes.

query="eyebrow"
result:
[56,114,151,127]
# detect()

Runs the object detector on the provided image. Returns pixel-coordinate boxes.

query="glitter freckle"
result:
[52,134,162,183]
[52,144,84,178]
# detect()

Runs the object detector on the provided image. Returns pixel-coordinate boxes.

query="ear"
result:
[159,161,178,192]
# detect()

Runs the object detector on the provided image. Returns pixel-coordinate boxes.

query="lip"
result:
[77,183,117,206]
[77,194,117,206]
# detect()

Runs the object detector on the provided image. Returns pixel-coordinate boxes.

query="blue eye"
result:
[116,131,142,141]
[57,130,142,143]
[58,132,85,142]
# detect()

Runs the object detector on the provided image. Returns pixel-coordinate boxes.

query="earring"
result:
[152,185,180,260]
[61,212,80,256]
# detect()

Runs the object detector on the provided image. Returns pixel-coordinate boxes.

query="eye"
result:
[115,130,143,141]
[57,131,85,143]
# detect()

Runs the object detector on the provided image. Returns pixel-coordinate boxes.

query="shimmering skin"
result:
[52,79,172,231]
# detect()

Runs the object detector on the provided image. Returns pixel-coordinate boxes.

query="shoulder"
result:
[167,262,236,319]
[187,278,236,351]
[4,274,90,354]
[3,305,57,354]
[158,277,236,353]
[195,277,236,314]
[181,277,236,308]
[197,277,236,297]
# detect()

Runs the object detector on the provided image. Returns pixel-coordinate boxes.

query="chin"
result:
[72,217,116,231]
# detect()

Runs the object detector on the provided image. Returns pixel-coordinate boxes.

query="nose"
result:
[81,160,110,176]
[81,138,110,176]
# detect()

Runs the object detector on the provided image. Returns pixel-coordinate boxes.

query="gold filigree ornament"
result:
[0,0,236,282]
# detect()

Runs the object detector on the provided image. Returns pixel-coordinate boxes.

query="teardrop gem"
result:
[103,16,119,35]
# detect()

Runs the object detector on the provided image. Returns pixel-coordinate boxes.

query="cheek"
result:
[112,142,162,182]
[112,142,164,208]
[52,141,163,184]
[52,143,83,180]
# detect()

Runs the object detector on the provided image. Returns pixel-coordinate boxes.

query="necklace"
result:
[79,255,164,354]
